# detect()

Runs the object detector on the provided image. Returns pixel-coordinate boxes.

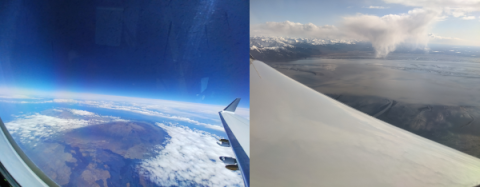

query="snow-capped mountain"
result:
[250,36,359,51]
[250,36,365,62]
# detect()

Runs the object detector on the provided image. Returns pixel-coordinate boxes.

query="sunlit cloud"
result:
[342,8,440,57]
[251,0,480,57]
[5,113,125,145]
[366,6,389,9]
[251,21,342,39]
[5,110,243,186]
[251,9,441,58]
[462,15,476,20]
[69,109,95,116]
[383,0,480,19]
[138,123,243,186]
[0,90,250,131]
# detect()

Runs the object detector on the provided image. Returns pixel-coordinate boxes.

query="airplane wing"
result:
[250,58,480,187]
[0,118,59,187]
[218,98,250,187]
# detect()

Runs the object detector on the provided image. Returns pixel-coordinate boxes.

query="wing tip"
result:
[223,98,241,112]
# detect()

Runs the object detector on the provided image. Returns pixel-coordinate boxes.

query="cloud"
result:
[449,8,467,17]
[251,9,441,58]
[428,33,463,40]
[427,33,467,45]
[342,8,440,57]
[2,98,226,131]
[66,100,226,131]
[0,95,36,99]
[0,91,250,131]
[53,99,78,103]
[251,1,480,57]
[462,15,476,20]
[138,123,243,187]
[0,88,249,120]
[383,0,480,18]
[5,112,125,145]
[383,0,480,9]
[98,105,225,131]
[367,6,389,9]
[69,109,95,116]
[5,110,244,186]
[250,21,342,39]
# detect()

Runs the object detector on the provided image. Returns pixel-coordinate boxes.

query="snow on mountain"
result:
[250,36,359,52]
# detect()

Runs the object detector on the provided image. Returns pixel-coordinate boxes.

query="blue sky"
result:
[251,0,415,25]
[251,0,480,47]
[0,0,249,108]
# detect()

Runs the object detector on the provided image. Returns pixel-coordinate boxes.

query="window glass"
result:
[0,0,249,186]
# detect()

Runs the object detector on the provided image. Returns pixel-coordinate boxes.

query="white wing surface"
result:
[218,98,250,187]
[250,59,480,187]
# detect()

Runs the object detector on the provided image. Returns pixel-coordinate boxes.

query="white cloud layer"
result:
[5,110,243,186]
[428,33,463,40]
[251,9,440,58]
[383,0,480,10]
[0,95,36,99]
[462,15,476,20]
[69,109,95,116]
[251,21,342,39]
[0,90,250,131]
[367,6,389,9]
[138,123,243,187]
[0,88,249,119]
[54,99,225,131]
[251,0,480,57]
[384,0,480,20]
[5,113,125,145]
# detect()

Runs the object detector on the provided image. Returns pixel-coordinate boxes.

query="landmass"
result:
[20,120,166,186]
[327,94,480,158]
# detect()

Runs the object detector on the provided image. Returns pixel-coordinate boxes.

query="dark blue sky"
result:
[0,0,249,108]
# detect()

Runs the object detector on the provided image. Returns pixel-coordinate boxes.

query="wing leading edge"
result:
[218,98,250,187]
